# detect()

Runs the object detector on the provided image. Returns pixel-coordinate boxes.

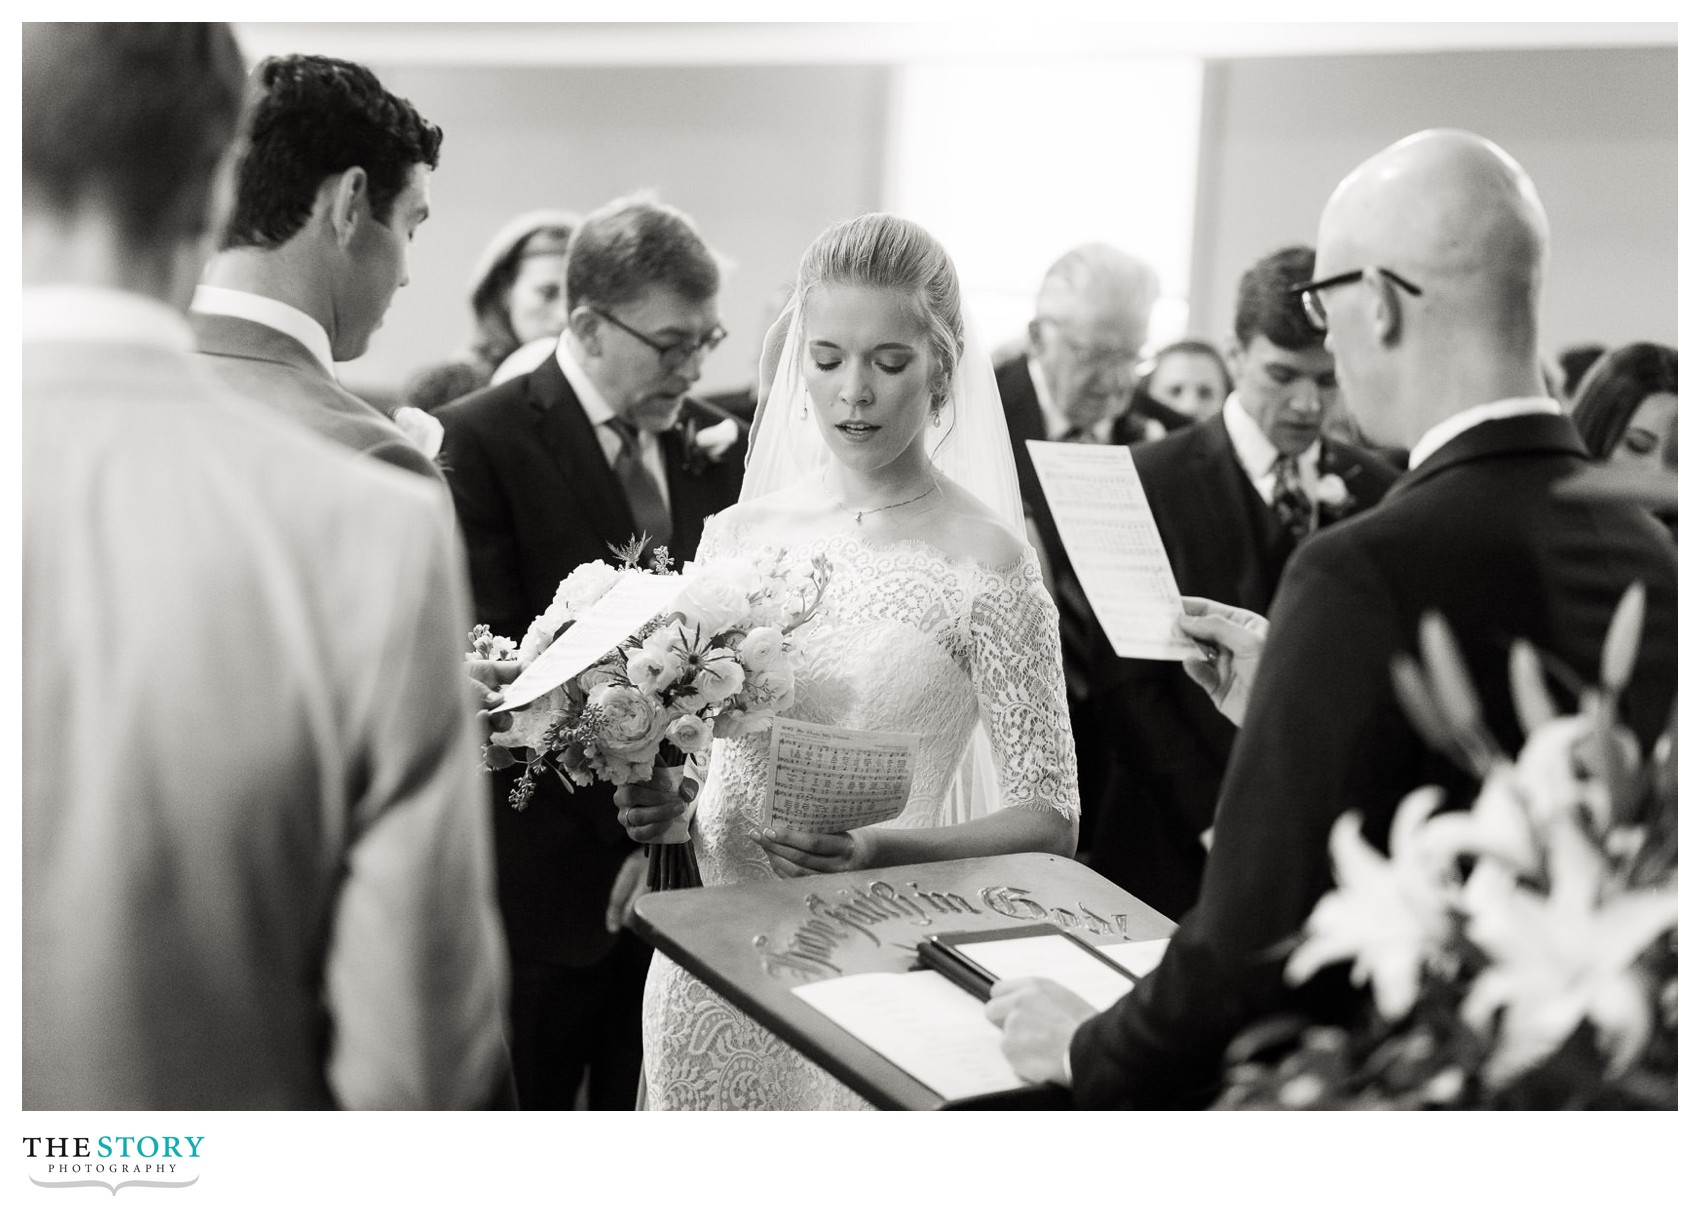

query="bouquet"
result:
[473,536,830,891]
[1215,584,1677,1109]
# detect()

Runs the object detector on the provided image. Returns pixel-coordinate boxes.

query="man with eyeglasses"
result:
[997,244,1161,855]
[987,130,1677,1109]
[1088,246,1396,921]
[438,194,745,1110]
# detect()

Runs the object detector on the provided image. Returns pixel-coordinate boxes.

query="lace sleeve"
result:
[968,549,1081,820]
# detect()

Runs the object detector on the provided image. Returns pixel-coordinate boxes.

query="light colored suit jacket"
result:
[190,310,443,482]
[23,336,505,1109]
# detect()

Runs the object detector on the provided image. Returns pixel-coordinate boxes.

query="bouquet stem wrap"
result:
[642,760,701,892]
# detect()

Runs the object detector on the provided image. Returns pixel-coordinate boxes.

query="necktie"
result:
[605,417,672,552]
[1270,454,1313,543]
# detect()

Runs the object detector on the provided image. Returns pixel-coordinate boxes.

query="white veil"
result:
[742,278,1027,827]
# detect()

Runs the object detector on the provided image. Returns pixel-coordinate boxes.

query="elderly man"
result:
[1089,246,1396,919]
[997,244,1161,844]
[24,23,507,1109]
[989,130,1678,1108]
[439,194,745,1110]
[192,54,445,478]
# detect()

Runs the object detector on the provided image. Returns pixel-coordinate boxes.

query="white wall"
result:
[1187,46,1677,358]
[338,63,889,398]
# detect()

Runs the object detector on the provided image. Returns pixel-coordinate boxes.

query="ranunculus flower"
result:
[665,713,713,754]
[558,561,623,612]
[586,683,669,759]
[627,646,683,695]
[738,626,785,671]
[695,650,746,704]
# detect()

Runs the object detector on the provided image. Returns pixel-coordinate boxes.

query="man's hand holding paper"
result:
[1175,595,1269,727]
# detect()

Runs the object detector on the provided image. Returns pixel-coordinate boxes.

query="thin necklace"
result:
[831,478,940,524]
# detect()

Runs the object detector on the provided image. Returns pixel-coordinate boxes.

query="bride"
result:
[618,212,1081,1110]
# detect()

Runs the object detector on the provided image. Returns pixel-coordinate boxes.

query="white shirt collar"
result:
[1028,356,1113,443]
[1222,392,1321,483]
[23,286,192,351]
[1407,397,1563,470]
[190,285,336,376]
[556,335,617,428]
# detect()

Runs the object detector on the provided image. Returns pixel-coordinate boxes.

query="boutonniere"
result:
[1313,462,1361,524]
[677,412,742,476]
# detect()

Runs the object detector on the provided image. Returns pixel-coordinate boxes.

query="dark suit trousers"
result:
[508,930,652,1110]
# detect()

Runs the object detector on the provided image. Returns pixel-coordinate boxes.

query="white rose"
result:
[674,558,762,635]
[694,418,741,460]
[558,561,623,612]
[392,406,444,460]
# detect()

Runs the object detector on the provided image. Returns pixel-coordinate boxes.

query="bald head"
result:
[1315,130,1551,445]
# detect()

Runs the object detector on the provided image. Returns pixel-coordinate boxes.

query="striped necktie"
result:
[1270,453,1313,543]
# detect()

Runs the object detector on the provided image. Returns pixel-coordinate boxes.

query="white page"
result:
[760,718,919,833]
[954,934,1137,1012]
[792,971,1025,1102]
[1098,937,1172,978]
[497,571,695,711]
[1026,441,1196,661]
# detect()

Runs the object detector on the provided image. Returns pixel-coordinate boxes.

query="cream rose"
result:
[695,649,747,705]
[586,683,670,758]
[558,561,623,612]
[1313,473,1350,509]
[674,558,762,635]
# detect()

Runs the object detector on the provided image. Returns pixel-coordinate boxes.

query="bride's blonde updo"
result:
[794,212,965,407]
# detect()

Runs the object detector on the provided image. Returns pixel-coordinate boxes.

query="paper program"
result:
[761,718,919,833]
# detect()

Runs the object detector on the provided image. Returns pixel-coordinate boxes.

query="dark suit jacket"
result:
[1071,413,1679,1108]
[437,355,745,967]
[191,311,442,482]
[1092,413,1397,918]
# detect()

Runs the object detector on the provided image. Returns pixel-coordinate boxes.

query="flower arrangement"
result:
[474,536,830,890]
[1214,584,1676,1110]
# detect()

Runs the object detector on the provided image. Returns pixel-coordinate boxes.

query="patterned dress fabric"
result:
[641,518,1080,1110]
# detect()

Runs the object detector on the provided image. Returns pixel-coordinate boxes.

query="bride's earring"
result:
[801,400,808,419]
[932,408,942,428]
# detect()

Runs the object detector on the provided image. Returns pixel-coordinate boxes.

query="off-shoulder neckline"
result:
[705,516,1037,580]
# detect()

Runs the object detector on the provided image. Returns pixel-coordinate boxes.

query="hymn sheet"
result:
[1026,440,1195,661]
[760,718,919,833]
[498,571,695,711]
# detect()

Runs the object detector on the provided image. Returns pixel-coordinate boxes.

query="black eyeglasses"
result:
[588,306,726,371]
[1289,268,1424,334]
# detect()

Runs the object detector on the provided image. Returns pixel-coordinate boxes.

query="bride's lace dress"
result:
[641,517,1080,1110]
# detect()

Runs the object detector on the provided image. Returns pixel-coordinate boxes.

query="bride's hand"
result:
[757,825,866,877]
[614,780,698,844]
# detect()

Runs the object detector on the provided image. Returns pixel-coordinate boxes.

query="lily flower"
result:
[1461,810,1676,1086]
[1286,788,1458,1021]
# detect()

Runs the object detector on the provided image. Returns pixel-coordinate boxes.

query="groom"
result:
[438,194,745,1109]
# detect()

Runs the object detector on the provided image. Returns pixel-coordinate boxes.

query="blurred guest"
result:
[1572,341,1677,469]
[992,130,1678,1109]
[997,244,1161,850]
[438,194,746,1110]
[24,23,507,1110]
[1088,245,1395,919]
[1139,338,1231,421]
[1557,341,1608,405]
[402,209,578,412]
[191,54,443,480]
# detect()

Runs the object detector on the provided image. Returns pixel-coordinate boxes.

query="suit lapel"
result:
[526,356,638,550]
[1187,415,1279,608]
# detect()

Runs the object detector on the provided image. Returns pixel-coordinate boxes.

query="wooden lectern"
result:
[631,852,1173,1109]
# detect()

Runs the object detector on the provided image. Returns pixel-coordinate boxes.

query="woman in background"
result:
[401,209,577,412]
[1139,338,1231,421]
[1572,342,1677,470]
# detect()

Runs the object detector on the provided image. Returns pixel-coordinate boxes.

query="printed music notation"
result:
[760,718,920,834]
